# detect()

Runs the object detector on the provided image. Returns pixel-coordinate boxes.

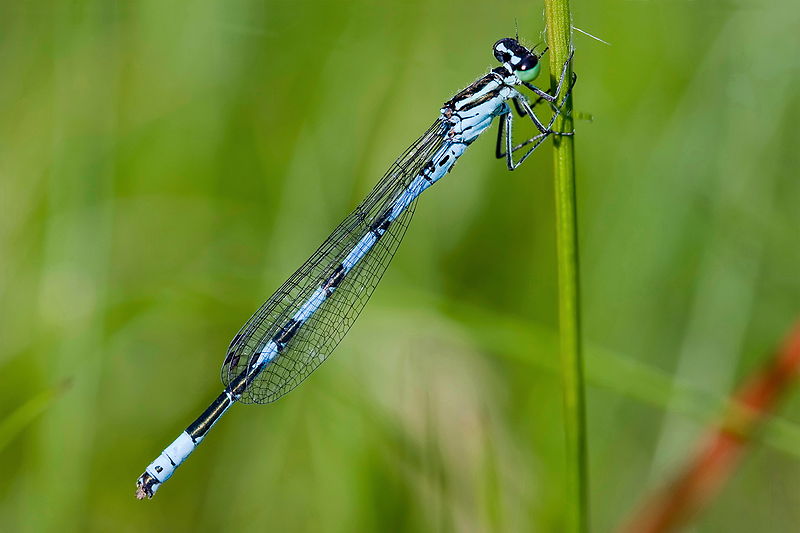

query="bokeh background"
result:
[1,0,799,531]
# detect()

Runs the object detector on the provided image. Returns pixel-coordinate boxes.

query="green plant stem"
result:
[542,2,588,532]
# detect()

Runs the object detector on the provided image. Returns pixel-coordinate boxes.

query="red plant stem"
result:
[619,322,800,533]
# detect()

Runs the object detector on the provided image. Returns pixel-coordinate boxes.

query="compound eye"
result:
[518,54,538,72]
[516,54,541,82]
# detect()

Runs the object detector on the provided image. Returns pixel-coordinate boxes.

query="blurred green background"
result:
[1,0,799,531]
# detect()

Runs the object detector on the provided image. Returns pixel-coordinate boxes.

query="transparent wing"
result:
[222,119,448,404]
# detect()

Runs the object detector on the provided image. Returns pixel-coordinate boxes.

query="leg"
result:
[508,89,554,135]
[497,110,551,170]
[505,112,551,170]
[496,111,549,160]
[495,110,507,159]
[523,50,575,105]
[532,71,578,117]
[501,91,579,170]
[496,94,560,161]
[517,68,579,139]
[517,89,576,138]
[512,97,527,118]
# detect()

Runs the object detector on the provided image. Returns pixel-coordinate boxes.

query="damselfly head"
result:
[493,38,541,82]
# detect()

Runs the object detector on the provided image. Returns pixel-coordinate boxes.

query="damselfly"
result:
[136,37,575,499]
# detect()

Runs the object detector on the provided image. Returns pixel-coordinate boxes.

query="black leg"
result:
[517,94,574,138]
[523,49,574,104]
[501,92,578,170]
[512,98,527,117]
[504,115,551,170]
[498,107,550,170]
[531,71,578,117]
[496,93,559,161]
[521,70,579,140]
[496,111,549,158]
[495,111,506,159]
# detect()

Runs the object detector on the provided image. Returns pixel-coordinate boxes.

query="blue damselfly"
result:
[136,37,575,499]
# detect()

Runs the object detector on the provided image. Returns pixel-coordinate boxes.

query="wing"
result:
[222,119,449,404]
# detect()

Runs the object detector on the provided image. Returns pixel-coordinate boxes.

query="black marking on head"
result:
[493,38,538,73]
[273,319,301,348]
[322,264,346,294]
[494,39,512,63]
